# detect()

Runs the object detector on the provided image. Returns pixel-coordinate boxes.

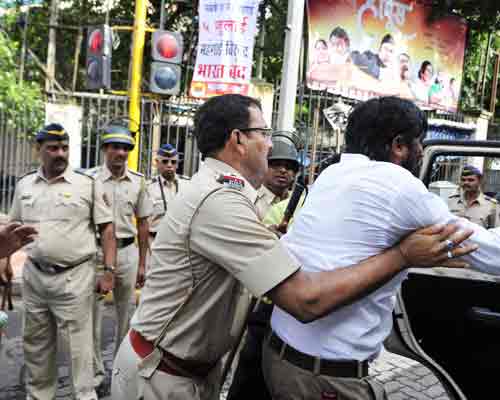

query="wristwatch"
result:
[103,264,116,274]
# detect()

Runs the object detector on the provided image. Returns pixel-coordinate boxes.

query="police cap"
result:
[462,165,482,177]
[268,132,300,172]
[157,143,178,158]
[101,123,135,150]
[36,123,69,143]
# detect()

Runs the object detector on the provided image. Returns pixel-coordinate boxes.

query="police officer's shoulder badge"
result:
[485,195,498,204]
[217,174,245,191]
[18,170,37,181]
[75,168,97,179]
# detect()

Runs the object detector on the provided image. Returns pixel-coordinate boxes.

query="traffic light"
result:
[86,25,112,90]
[150,30,183,95]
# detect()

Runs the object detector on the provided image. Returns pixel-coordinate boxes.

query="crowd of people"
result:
[2,93,500,400]
[308,27,460,109]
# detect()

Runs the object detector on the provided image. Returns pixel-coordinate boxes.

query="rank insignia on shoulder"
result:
[217,174,245,191]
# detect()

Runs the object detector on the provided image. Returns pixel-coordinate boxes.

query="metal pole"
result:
[128,0,148,171]
[277,0,305,131]
[19,7,30,86]
[256,3,266,80]
[45,0,59,93]
[160,0,166,30]
[480,31,492,108]
[72,27,83,92]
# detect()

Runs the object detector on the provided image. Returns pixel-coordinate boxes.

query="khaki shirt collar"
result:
[257,184,283,206]
[203,157,258,203]
[458,190,484,206]
[102,162,131,182]
[35,166,74,184]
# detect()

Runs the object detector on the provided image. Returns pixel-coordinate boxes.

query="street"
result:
[0,296,451,400]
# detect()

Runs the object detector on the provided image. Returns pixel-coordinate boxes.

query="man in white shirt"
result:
[263,96,500,400]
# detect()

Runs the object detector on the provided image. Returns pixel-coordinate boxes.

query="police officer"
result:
[448,165,498,229]
[9,123,116,400]
[89,123,153,390]
[148,144,189,239]
[229,132,300,400]
[255,133,300,220]
[110,94,473,400]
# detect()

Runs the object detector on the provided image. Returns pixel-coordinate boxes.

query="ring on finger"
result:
[447,250,453,259]
[445,239,455,250]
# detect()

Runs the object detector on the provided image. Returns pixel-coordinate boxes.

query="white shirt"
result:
[271,153,500,362]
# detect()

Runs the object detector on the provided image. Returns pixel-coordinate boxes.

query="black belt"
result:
[29,256,92,275]
[267,331,368,378]
[98,237,135,249]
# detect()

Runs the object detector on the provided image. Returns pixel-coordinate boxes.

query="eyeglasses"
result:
[159,159,177,165]
[237,127,274,139]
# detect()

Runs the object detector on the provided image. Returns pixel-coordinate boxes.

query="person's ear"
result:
[389,135,408,165]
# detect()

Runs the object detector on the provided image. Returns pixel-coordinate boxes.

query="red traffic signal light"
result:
[88,29,104,54]
[151,30,183,64]
[156,33,179,59]
[86,25,112,90]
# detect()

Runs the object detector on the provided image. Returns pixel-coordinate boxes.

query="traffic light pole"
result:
[128,0,148,171]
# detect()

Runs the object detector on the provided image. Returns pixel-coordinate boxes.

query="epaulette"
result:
[128,169,144,178]
[217,174,244,191]
[485,196,498,204]
[448,193,459,198]
[18,170,37,181]
[178,175,191,180]
[75,167,98,179]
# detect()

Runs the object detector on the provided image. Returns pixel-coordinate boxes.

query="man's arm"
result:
[97,222,116,293]
[190,190,476,324]
[268,224,474,323]
[0,223,37,259]
[136,217,149,287]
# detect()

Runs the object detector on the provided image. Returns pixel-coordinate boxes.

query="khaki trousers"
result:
[93,243,138,387]
[262,340,387,400]
[22,259,96,400]
[111,331,221,400]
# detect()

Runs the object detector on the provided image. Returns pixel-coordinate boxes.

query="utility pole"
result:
[128,0,148,171]
[46,0,59,93]
[19,7,30,86]
[277,0,304,132]
[256,3,266,80]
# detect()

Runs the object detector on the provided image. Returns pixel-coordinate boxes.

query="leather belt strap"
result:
[29,255,92,275]
[97,237,134,249]
[267,331,369,378]
[129,329,215,379]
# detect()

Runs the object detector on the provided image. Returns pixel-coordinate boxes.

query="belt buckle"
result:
[357,361,365,378]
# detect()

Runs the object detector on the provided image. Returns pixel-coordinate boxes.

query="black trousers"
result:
[227,301,274,400]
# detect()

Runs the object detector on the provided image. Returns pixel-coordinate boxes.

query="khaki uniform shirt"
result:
[148,174,189,233]
[255,185,289,221]
[88,164,153,238]
[131,158,300,364]
[9,167,112,267]
[448,191,498,229]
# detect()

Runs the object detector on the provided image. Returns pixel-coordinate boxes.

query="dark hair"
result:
[315,39,328,49]
[344,96,428,162]
[193,94,262,159]
[380,33,395,47]
[399,52,410,60]
[418,60,432,79]
[329,27,350,48]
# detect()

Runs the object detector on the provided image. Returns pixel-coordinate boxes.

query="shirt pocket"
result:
[20,197,37,221]
[153,199,166,215]
[54,196,87,221]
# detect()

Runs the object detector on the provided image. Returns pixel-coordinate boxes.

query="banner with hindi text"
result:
[190,0,260,98]
[306,0,468,112]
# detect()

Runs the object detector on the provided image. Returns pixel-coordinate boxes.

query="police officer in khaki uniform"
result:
[89,123,153,390]
[110,94,474,400]
[148,144,189,239]
[448,165,498,229]
[9,123,116,400]
[254,133,300,220]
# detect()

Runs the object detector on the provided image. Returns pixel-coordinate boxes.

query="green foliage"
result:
[0,24,43,132]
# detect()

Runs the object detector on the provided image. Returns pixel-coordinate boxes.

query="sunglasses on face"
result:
[159,159,177,165]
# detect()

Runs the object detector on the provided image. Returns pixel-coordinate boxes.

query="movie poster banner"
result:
[306,0,467,112]
[190,0,260,98]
